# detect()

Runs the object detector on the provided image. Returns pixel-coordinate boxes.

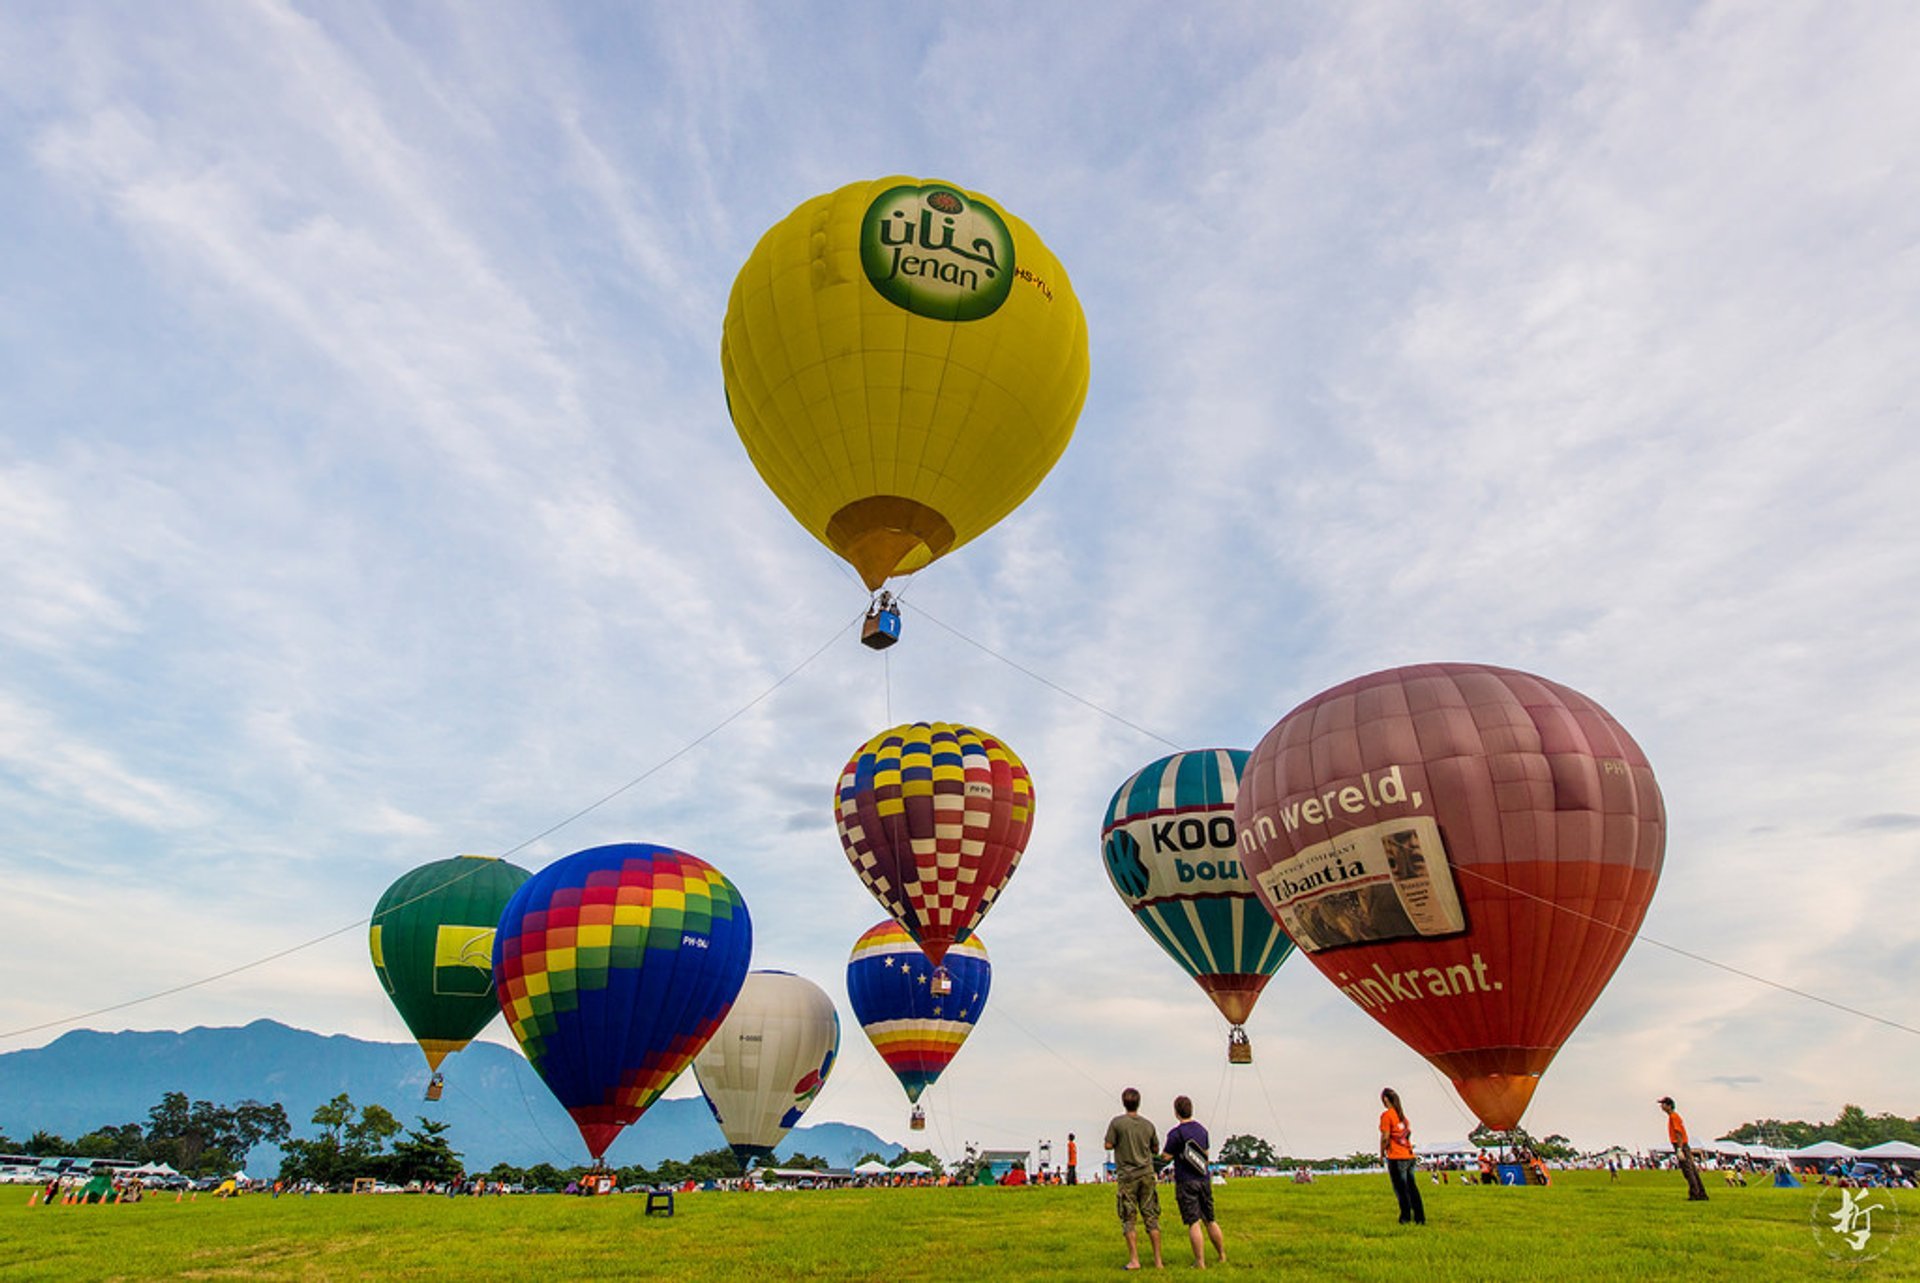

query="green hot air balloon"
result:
[370,854,531,1098]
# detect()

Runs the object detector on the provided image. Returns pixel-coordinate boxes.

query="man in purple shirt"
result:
[1162,1095,1227,1269]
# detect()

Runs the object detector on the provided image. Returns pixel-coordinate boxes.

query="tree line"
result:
[0,1092,290,1175]
[1204,1104,1920,1168]
[5,1090,940,1189]
[1208,1127,1577,1170]
[1722,1104,1920,1149]
[275,1094,463,1186]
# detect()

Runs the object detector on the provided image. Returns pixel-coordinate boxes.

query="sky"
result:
[1,1,1916,1165]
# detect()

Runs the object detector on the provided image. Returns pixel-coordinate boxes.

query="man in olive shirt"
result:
[1105,1087,1163,1270]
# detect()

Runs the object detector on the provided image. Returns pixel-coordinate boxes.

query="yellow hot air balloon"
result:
[722,176,1090,592]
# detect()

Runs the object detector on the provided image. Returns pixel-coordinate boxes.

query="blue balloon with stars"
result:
[845,920,991,1103]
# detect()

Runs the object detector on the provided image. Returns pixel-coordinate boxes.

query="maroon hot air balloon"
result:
[1234,663,1664,1130]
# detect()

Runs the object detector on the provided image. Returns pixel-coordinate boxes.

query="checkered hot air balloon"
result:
[493,843,752,1162]
[1235,664,1665,1132]
[834,722,1033,983]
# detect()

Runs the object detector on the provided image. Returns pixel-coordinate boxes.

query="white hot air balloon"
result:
[692,970,841,1170]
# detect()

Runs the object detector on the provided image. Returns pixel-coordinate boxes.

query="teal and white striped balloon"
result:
[1102,750,1294,1052]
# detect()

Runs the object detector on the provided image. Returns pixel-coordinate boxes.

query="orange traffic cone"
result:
[27,1191,38,1205]
[175,1191,184,1203]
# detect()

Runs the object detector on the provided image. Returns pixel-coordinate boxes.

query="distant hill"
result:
[0,1020,900,1173]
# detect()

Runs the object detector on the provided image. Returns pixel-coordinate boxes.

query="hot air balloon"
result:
[1102,750,1295,1063]
[846,920,990,1132]
[493,843,753,1163]
[370,854,531,1099]
[721,176,1091,625]
[835,721,1033,992]
[692,971,840,1171]
[1234,663,1665,1131]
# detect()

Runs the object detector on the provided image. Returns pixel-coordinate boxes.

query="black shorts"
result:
[1175,1180,1214,1226]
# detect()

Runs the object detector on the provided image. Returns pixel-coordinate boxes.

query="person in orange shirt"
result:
[1379,1087,1426,1225]
[1659,1096,1709,1201]
[1067,1133,1078,1186]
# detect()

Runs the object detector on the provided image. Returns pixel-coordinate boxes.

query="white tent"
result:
[1419,1140,1483,1157]
[1789,1141,1858,1159]
[1858,1140,1920,1161]
[128,1162,180,1178]
[852,1160,891,1176]
[892,1160,932,1175]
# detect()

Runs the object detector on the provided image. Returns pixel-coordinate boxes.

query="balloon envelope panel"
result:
[692,970,840,1166]
[1102,750,1294,1025]
[846,921,990,1104]
[370,854,531,1070]
[493,843,753,1160]
[1234,664,1664,1129]
[722,176,1090,589]
[835,722,1033,965]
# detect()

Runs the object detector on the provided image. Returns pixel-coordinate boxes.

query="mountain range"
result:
[0,1020,899,1173]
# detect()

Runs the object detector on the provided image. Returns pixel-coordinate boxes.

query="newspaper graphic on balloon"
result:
[1253,816,1467,954]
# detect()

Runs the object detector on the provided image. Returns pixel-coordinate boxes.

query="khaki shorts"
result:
[1116,1170,1160,1231]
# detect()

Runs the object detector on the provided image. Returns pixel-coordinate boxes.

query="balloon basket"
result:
[931,967,952,997]
[424,1073,445,1102]
[1227,1027,1252,1064]
[910,1107,926,1132]
[861,595,902,650]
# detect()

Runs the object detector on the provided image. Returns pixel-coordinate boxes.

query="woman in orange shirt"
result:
[1379,1088,1426,1225]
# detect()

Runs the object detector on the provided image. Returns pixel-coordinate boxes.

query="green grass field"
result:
[1,1171,1910,1280]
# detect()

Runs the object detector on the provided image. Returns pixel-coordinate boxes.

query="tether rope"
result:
[0,611,860,1042]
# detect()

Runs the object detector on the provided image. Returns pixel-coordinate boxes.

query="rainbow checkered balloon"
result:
[493,843,752,1161]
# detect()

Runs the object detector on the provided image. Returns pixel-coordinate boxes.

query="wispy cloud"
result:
[1849,814,1920,833]
[0,3,1915,1159]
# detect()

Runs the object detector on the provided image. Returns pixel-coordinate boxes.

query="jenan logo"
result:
[861,183,1014,321]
